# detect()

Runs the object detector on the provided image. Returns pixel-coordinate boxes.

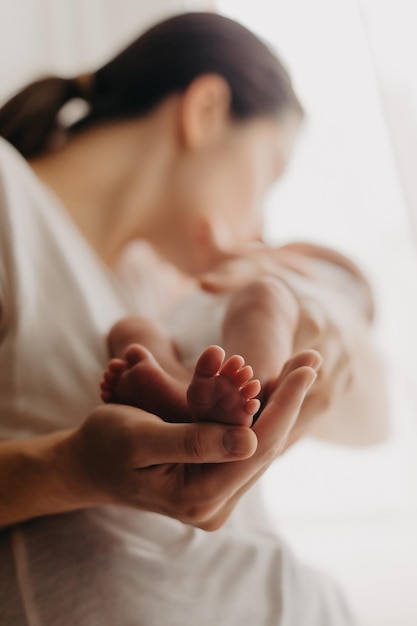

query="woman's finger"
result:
[129,418,258,467]
[254,365,318,455]
[193,356,322,529]
[196,354,320,495]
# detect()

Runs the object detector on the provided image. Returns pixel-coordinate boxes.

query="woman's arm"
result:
[198,242,389,448]
[0,429,96,527]
[0,406,257,528]
[0,352,317,530]
[277,243,390,447]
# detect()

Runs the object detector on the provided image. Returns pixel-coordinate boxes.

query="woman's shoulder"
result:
[0,137,31,184]
[0,138,41,269]
[0,138,49,231]
[0,137,24,165]
[0,139,17,226]
[0,138,33,207]
[0,140,22,332]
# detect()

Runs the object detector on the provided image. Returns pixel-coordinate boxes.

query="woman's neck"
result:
[29,112,176,266]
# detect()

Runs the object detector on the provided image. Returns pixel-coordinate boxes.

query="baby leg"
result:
[222,277,299,385]
[107,316,189,382]
[103,317,261,426]
[102,316,190,421]
[187,346,261,427]
[101,344,190,422]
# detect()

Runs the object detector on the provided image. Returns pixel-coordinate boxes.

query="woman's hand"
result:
[198,241,387,448]
[0,350,323,531]
[65,350,319,529]
[199,249,351,440]
[0,403,255,529]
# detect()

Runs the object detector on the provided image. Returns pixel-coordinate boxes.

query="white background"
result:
[1,1,417,624]
[218,2,417,624]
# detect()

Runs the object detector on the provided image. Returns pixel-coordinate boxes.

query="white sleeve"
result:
[0,153,15,343]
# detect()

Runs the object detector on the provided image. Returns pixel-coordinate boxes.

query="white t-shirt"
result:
[0,138,354,626]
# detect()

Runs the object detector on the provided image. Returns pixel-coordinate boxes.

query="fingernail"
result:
[304,369,317,393]
[312,351,323,371]
[223,429,251,455]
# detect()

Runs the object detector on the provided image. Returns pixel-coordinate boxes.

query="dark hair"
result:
[0,12,303,159]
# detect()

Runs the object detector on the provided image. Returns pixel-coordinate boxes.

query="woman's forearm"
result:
[0,403,260,530]
[277,245,390,447]
[0,429,99,528]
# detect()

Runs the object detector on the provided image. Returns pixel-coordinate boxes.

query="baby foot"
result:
[100,344,188,422]
[186,345,261,427]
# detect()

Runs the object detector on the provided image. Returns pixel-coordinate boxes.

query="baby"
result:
[100,246,302,427]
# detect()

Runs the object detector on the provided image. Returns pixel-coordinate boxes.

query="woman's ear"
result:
[179,74,231,151]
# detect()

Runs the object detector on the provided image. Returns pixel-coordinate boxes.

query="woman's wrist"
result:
[0,428,107,528]
[47,427,113,509]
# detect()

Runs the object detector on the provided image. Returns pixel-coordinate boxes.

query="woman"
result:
[0,12,385,625]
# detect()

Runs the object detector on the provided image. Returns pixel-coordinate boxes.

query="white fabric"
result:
[0,138,353,625]
[167,289,230,368]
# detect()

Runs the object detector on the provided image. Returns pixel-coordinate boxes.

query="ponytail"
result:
[0,13,303,160]
[0,76,88,159]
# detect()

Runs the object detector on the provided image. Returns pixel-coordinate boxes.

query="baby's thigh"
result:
[225,276,298,326]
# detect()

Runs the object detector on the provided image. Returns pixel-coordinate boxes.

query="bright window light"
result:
[218,2,417,624]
